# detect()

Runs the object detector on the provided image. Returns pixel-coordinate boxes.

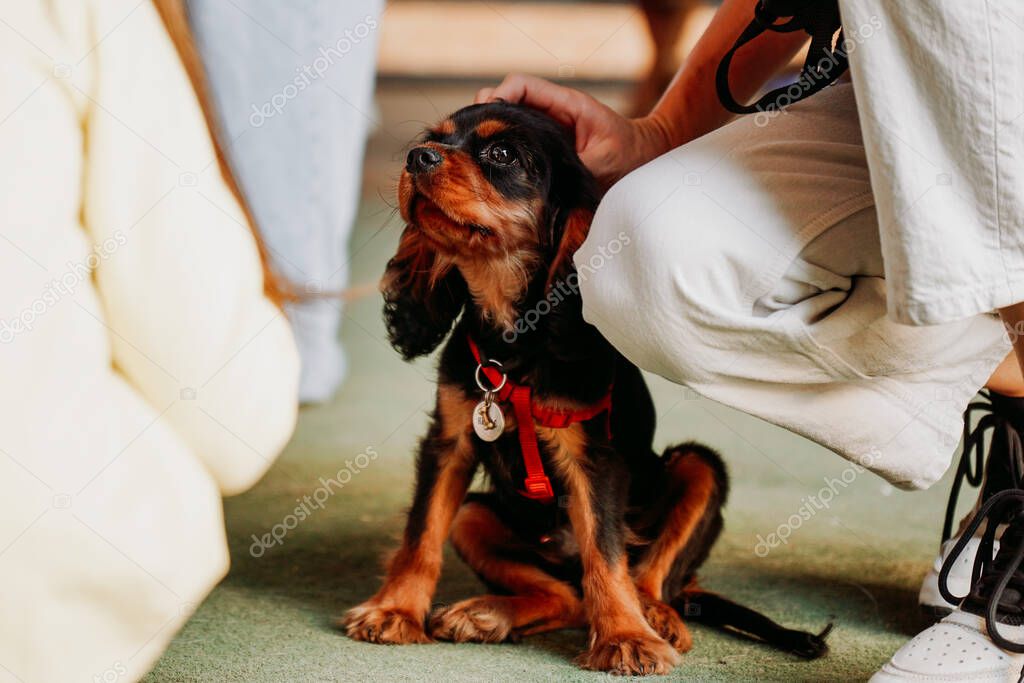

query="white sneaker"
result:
[876,488,1024,683]
[870,610,1024,682]
[920,529,1003,618]
[880,393,1024,681]
[920,391,1021,618]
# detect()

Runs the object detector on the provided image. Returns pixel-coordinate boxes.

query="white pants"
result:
[576,82,1010,489]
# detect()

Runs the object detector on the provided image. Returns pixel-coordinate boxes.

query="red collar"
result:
[467,336,613,504]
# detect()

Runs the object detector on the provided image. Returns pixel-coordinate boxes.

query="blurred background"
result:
[145,2,965,681]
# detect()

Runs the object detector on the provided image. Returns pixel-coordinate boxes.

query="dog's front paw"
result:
[578,631,680,675]
[429,597,514,643]
[640,597,692,653]
[338,602,431,644]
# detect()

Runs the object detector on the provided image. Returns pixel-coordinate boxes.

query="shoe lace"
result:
[939,431,1024,652]
[943,391,1024,542]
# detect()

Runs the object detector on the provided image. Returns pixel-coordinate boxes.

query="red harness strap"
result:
[467,337,613,504]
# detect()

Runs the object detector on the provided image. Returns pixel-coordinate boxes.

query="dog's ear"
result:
[545,208,594,290]
[542,128,599,290]
[381,225,467,360]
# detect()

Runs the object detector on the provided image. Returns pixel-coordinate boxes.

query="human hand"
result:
[475,73,678,190]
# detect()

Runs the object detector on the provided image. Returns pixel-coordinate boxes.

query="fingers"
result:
[474,73,584,130]
[482,72,539,104]
[473,87,495,104]
[475,73,529,105]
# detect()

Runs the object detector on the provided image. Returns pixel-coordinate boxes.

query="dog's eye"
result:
[486,144,516,165]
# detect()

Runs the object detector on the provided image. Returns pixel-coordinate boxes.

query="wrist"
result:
[634,112,684,162]
[643,56,726,150]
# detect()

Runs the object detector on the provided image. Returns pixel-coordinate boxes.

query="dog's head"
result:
[382,102,599,359]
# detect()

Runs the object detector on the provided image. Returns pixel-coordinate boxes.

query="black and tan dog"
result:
[341,102,829,675]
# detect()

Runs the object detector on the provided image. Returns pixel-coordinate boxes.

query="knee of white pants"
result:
[574,157,744,384]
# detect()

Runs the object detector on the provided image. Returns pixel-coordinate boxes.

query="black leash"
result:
[716,0,847,115]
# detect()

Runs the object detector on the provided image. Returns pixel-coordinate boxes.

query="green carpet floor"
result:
[143,193,974,682]
[144,81,974,682]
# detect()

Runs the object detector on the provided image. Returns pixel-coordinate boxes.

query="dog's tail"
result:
[671,590,832,659]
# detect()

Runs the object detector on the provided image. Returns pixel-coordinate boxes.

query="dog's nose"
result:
[407,146,443,173]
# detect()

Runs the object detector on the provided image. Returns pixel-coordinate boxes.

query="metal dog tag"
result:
[473,395,505,441]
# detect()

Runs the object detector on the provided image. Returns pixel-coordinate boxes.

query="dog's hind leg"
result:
[629,443,728,652]
[430,498,584,643]
[630,444,831,659]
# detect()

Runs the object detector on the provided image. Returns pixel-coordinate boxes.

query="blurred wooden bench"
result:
[379,0,715,113]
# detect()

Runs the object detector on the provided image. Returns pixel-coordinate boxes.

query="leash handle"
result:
[716,0,848,116]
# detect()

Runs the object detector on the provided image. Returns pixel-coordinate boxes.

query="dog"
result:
[341,102,830,675]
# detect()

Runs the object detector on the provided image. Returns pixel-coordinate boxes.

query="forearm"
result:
[648,0,808,147]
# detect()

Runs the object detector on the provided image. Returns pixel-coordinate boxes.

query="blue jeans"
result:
[189,0,383,402]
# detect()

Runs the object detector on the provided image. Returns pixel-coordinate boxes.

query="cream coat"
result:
[0,2,299,681]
